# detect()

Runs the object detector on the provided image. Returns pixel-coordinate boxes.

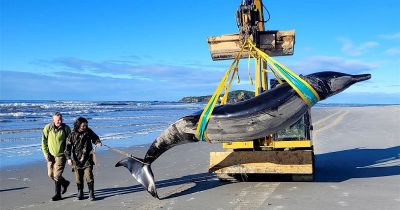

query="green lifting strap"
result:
[246,40,320,106]
[271,63,319,106]
[197,94,218,142]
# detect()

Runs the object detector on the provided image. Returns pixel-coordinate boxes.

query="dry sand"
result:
[1,106,399,210]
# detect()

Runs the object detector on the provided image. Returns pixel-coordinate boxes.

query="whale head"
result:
[304,71,371,100]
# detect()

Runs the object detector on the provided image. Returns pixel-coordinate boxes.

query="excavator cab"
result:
[274,113,312,142]
[270,79,313,145]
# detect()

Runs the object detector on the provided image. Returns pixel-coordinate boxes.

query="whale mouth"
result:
[352,74,371,83]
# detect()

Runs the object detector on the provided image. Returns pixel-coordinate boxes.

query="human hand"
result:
[96,142,102,147]
[67,159,72,166]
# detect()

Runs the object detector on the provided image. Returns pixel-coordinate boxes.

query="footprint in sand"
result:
[7,177,30,182]
[186,197,195,202]
[338,201,349,207]
[273,194,284,199]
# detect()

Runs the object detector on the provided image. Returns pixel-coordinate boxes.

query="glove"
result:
[67,159,72,166]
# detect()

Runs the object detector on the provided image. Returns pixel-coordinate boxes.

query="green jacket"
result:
[41,123,71,157]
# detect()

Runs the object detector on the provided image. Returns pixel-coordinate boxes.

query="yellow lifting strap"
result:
[247,53,254,85]
[220,66,239,105]
[196,45,246,142]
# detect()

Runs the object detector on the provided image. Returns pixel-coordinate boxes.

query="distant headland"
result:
[179,90,255,103]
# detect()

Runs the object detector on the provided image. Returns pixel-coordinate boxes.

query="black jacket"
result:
[65,128,101,168]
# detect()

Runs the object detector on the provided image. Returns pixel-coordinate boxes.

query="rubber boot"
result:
[60,177,70,194]
[88,182,95,201]
[51,181,62,201]
[76,183,84,200]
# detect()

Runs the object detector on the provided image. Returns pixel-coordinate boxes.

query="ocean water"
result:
[0,100,203,169]
[1,100,393,169]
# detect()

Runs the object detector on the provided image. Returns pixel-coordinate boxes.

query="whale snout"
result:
[352,74,371,83]
[307,72,372,100]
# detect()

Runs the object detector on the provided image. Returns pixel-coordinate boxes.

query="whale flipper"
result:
[115,157,158,199]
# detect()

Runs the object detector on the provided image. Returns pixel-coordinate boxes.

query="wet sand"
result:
[1,106,399,210]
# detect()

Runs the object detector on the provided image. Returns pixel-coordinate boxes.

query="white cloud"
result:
[338,38,380,56]
[385,48,400,56]
[286,56,376,75]
[0,70,217,101]
[378,32,400,40]
[39,57,225,86]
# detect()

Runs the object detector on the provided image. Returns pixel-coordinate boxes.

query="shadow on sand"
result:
[94,146,399,199]
[315,146,400,182]
[0,187,28,192]
[94,172,227,200]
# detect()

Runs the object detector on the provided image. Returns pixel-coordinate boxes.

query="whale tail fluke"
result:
[115,157,159,199]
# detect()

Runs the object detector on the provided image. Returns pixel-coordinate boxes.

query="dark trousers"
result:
[74,167,94,184]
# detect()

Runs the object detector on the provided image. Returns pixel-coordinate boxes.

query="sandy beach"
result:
[1,106,399,210]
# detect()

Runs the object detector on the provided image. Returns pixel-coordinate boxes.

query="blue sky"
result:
[1,0,399,103]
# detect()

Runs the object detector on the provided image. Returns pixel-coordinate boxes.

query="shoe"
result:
[51,181,62,201]
[61,178,70,194]
[76,183,84,200]
[88,182,95,201]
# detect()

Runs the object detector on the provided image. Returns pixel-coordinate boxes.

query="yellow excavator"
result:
[207,0,314,181]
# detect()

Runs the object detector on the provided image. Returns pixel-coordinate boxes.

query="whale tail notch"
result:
[115,157,158,199]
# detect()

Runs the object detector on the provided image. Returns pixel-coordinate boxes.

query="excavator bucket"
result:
[207,30,295,61]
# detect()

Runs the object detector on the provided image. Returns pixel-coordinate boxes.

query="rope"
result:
[103,144,147,164]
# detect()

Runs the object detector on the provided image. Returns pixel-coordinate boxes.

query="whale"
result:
[115,71,371,198]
